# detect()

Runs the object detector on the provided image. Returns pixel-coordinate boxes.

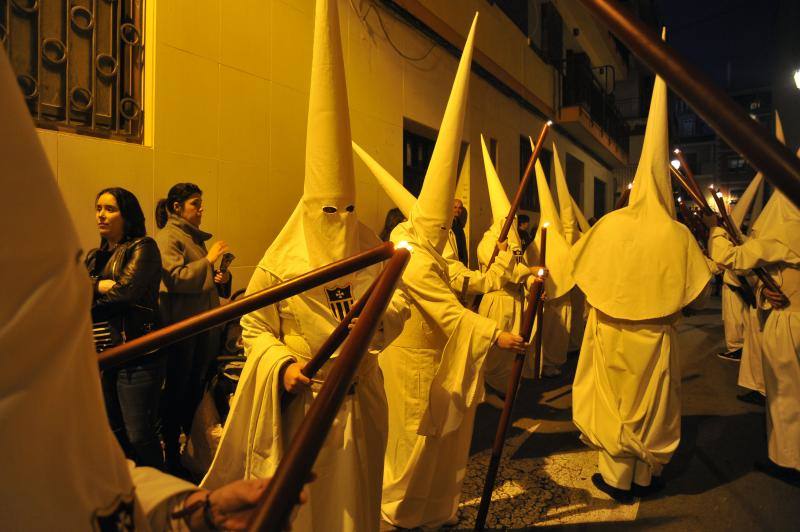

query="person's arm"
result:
[709,227,800,272]
[240,268,309,394]
[91,240,161,319]
[159,237,212,294]
[447,246,514,296]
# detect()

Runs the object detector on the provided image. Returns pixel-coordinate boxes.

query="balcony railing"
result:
[558,54,629,151]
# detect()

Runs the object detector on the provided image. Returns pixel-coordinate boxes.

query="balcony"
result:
[557,53,629,167]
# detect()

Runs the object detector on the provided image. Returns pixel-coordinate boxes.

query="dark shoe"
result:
[591,473,634,504]
[737,391,766,406]
[754,460,800,486]
[716,348,742,362]
[631,476,665,498]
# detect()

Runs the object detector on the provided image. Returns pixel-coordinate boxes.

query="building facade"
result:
[8,0,630,286]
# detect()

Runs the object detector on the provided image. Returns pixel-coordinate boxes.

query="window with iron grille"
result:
[1,0,144,142]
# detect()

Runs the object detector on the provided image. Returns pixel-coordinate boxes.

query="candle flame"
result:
[715,191,723,199]
[537,268,545,276]
[396,241,414,253]
[546,120,553,126]
[542,222,550,228]
[677,196,683,202]
[673,148,681,154]
[627,183,633,189]
[670,159,681,169]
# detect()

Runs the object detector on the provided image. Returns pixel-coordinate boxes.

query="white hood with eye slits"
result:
[261,0,367,281]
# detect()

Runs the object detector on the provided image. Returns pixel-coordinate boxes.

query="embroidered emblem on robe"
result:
[325,285,354,321]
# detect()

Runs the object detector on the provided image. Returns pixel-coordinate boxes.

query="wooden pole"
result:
[485,121,552,269]
[247,248,411,531]
[98,243,395,370]
[614,185,631,210]
[474,275,545,531]
[577,0,800,208]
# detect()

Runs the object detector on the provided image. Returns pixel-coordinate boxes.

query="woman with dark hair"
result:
[85,187,165,469]
[380,207,406,241]
[155,182,232,472]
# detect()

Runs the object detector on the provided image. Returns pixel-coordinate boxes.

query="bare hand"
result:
[763,287,790,309]
[497,239,509,252]
[182,477,311,531]
[207,241,230,265]
[495,331,527,353]
[214,270,231,284]
[98,279,116,294]
[282,362,311,394]
[347,317,358,330]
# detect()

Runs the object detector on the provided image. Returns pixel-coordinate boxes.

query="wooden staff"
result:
[710,188,789,307]
[247,247,411,531]
[676,197,708,246]
[577,0,800,208]
[474,275,545,531]
[485,121,552,269]
[669,165,712,215]
[474,225,548,531]
[673,149,708,207]
[98,243,395,371]
[614,185,631,210]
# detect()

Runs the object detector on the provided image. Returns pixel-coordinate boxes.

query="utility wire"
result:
[348,0,437,62]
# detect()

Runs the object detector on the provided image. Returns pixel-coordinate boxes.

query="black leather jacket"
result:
[85,236,162,341]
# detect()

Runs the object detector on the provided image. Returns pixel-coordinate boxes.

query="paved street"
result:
[457,297,800,530]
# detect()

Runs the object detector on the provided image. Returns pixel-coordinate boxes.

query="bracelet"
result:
[170,491,220,530]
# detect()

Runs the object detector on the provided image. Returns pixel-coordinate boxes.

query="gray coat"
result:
[155,214,219,324]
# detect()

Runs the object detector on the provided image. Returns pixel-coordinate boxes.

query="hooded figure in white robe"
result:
[476,135,536,394]
[570,64,711,491]
[709,167,800,472]
[527,148,576,375]
[351,144,515,302]
[721,112,785,393]
[354,15,517,528]
[201,2,391,530]
[719,171,764,389]
[0,46,199,531]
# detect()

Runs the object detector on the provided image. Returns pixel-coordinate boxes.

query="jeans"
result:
[102,354,167,469]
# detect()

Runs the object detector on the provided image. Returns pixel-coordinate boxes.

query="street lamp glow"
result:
[794,69,800,89]
[670,159,681,169]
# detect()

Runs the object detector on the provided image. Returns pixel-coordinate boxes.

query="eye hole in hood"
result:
[322,206,338,214]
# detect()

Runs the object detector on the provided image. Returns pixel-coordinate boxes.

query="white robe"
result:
[381,222,498,528]
[709,227,800,470]
[721,281,745,352]
[202,265,392,532]
[480,262,533,392]
[739,306,766,394]
[572,308,682,489]
[538,292,573,370]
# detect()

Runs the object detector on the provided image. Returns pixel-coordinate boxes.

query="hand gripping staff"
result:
[474,225,548,530]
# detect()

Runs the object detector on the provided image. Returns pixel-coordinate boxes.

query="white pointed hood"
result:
[731,173,764,230]
[527,160,574,298]
[551,142,579,244]
[569,64,711,320]
[352,141,415,218]
[750,146,800,255]
[262,0,369,280]
[409,13,478,252]
[476,134,522,266]
[0,49,146,528]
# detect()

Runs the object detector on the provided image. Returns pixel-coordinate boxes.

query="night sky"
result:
[657,0,779,91]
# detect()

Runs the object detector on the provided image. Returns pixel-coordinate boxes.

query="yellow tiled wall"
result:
[41,0,614,290]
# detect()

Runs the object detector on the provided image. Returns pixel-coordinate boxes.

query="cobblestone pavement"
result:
[451,297,800,531]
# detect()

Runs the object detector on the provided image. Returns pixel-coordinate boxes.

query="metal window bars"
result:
[1,0,144,142]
